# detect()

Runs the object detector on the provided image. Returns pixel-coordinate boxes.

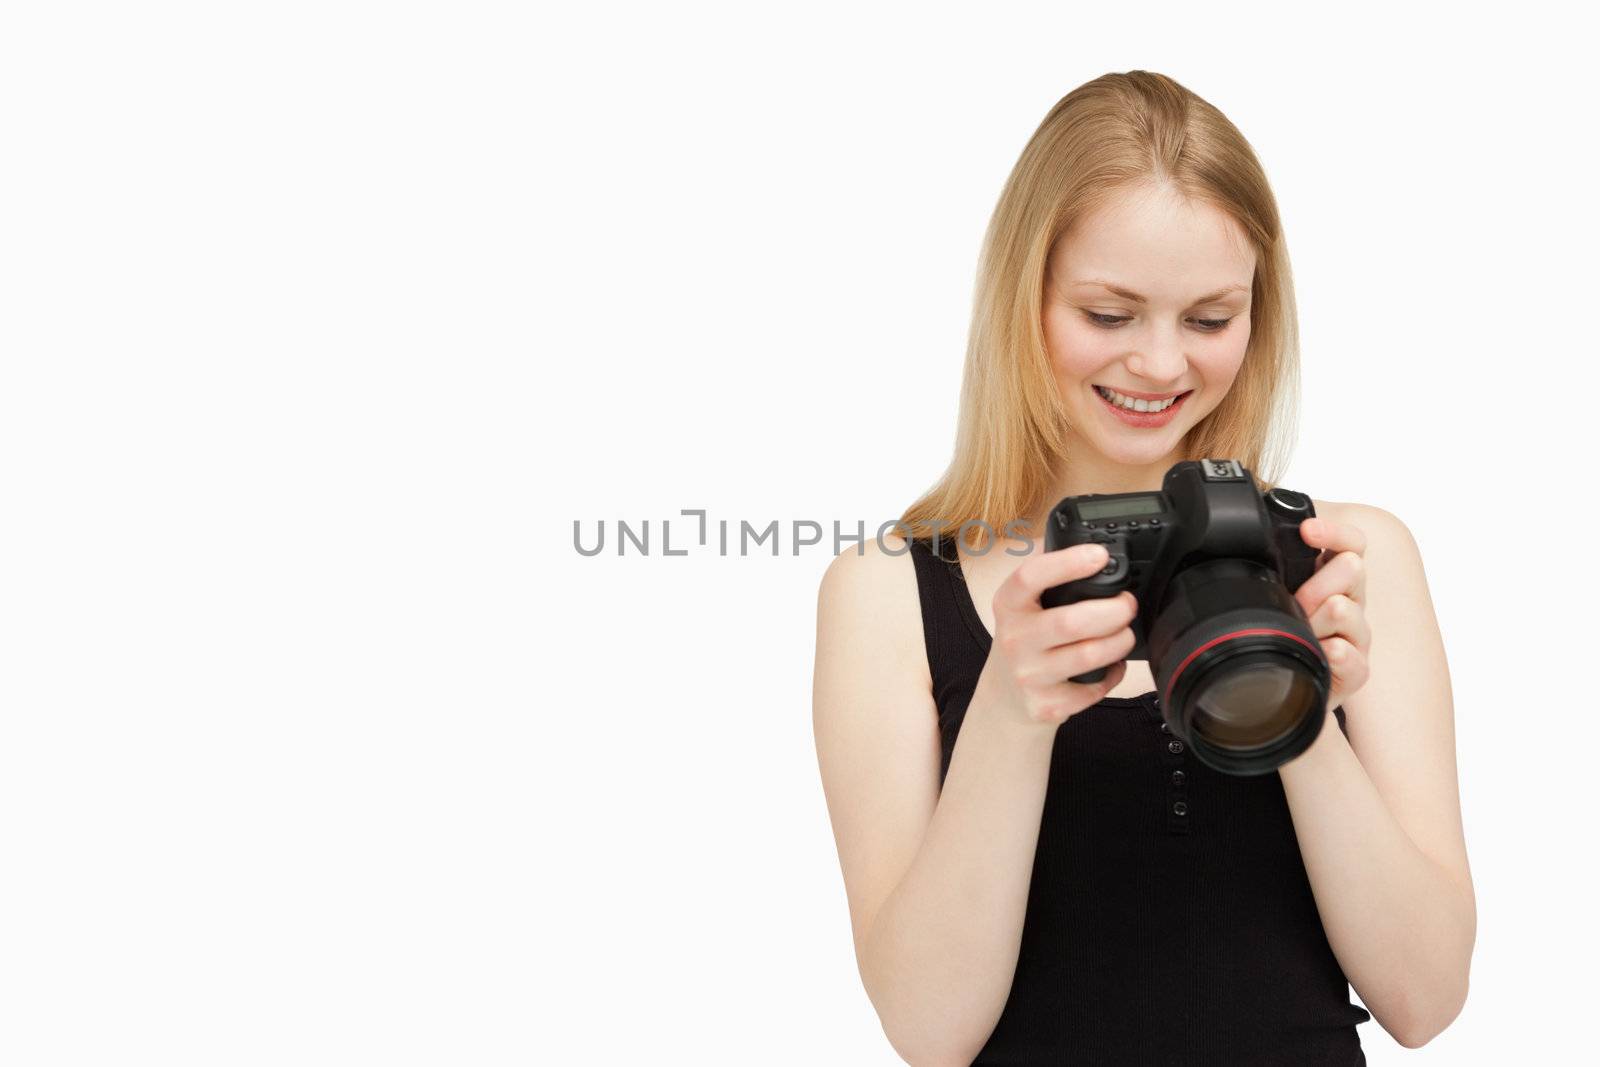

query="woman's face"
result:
[1042,182,1256,466]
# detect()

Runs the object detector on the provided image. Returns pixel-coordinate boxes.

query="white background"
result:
[3,2,1595,1063]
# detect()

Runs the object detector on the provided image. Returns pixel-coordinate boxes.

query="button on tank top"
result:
[907,537,1371,1065]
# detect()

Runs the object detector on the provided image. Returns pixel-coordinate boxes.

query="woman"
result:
[812,71,1474,1065]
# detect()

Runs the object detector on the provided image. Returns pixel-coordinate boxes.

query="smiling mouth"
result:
[1093,385,1194,413]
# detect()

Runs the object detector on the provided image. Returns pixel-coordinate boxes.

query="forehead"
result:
[1050,184,1256,292]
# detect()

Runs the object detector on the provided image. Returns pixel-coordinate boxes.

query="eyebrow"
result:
[1071,279,1251,305]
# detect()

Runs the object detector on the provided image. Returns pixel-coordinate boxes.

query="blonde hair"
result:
[899,71,1300,551]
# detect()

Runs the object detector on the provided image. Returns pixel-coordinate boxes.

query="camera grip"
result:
[1039,544,1132,685]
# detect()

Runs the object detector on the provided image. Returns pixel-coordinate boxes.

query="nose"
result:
[1124,322,1188,386]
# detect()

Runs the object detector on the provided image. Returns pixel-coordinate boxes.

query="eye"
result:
[1084,312,1131,327]
[1081,311,1235,332]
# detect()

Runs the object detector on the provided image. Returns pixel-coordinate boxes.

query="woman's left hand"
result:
[1295,515,1371,715]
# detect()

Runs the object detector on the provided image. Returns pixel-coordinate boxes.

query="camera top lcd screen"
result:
[1076,495,1164,521]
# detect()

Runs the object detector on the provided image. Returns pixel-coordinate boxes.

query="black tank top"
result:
[907,537,1371,1065]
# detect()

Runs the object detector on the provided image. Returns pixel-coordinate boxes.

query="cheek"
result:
[1197,326,1251,386]
[1044,315,1115,378]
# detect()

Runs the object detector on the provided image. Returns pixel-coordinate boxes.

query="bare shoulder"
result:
[1311,498,1421,557]
[815,531,930,689]
[817,529,917,597]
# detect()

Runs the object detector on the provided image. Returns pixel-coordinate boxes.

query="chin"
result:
[1098,435,1183,464]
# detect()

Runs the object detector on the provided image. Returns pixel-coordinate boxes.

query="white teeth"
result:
[1096,385,1183,413]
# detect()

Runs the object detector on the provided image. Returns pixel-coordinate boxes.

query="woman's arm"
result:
[813,538,1131,1065]
[1278,503,1476,1049]
[812,542,1046,1065]
[857,689,1060,1066]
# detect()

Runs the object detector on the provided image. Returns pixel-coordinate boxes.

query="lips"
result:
[1093,385,1193,427]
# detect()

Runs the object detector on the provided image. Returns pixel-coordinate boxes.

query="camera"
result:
[1042,458,1329,775]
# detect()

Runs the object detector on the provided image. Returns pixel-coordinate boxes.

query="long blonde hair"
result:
[899,71,1301,551]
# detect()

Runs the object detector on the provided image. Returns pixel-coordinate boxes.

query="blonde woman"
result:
[812,71,1473,1065]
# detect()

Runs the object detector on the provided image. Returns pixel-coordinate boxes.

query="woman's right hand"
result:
[972,542,1139,731]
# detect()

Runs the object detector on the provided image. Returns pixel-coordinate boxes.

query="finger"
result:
[1308,593,1370,650]
[1024,625,1138,687]
[1024,590,1138,650]
[1295,549,1365,614]
[1029,659,1130,724]
[1301,516,1368,559]
[994,542,1113,617]
[1077,657,1129,698]
[1323,637,1368,692]
[1063,625,1138,681]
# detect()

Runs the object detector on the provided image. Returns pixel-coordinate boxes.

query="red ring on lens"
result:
[1162,628,1323,709]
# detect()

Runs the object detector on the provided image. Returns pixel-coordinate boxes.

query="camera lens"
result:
[1188,656,1323,747]
[1146,559,1331,775]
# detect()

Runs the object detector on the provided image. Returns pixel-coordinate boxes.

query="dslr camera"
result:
[1042,458,1329,775]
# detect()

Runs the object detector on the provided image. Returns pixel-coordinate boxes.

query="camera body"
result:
[1042,458,1330,774]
